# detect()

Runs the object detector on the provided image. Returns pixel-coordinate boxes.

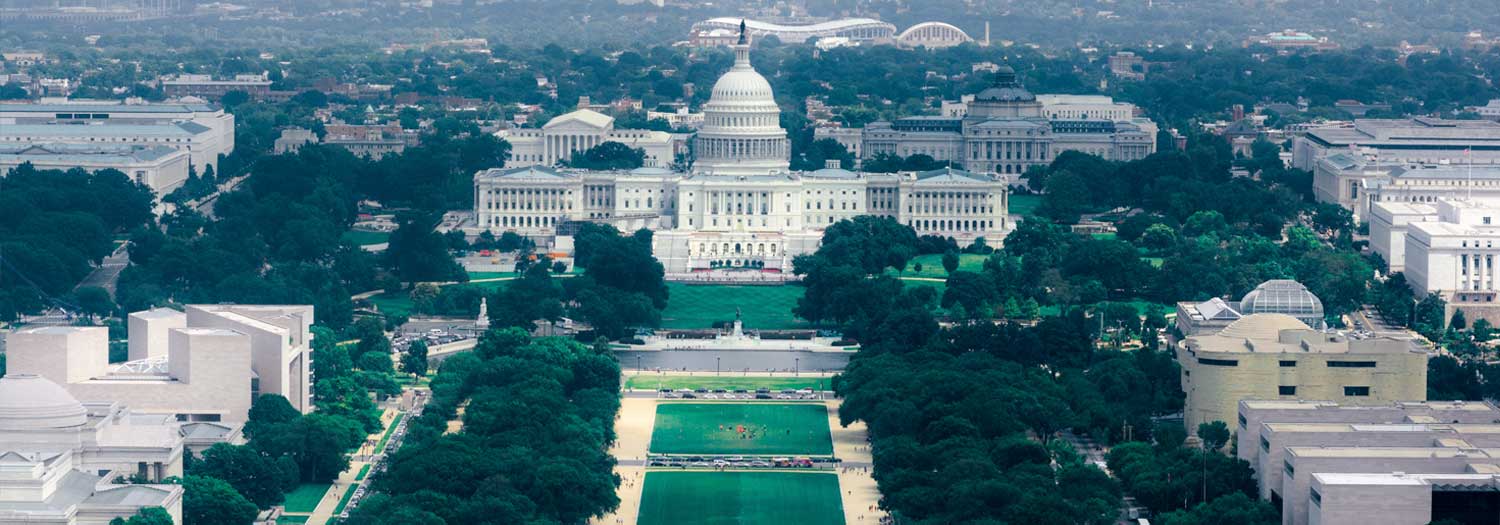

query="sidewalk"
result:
[295,407,399,525]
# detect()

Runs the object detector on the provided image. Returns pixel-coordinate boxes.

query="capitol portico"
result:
[472,24,1010,275]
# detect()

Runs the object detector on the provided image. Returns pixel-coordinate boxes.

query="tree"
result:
[403,339,430,376]
[941,251,960,274]
[567,141,646,170]
[182,475,258,525]
[196,443,299,509]
[74,286,116,320]
[252,413,364,482]
[109,507,175,525]
[1038,169,1092,223]
[1451,309,1468,331]
[386,214,465,283]
[245,394,300,440]
[1139,223,1178,253]
[358,351,395,374]
[1197,421,1231,451]
[1157,493,1279,525]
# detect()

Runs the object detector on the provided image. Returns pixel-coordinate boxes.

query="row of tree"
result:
[344,328,622,524]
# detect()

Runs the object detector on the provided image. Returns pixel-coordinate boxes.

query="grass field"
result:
[1010,194,1042,217]
[281,483,331,513]
[342,229,390,246]
[650,403,832,456]
[277,517,310,524]
[892,253,987,279]
[638,471,844,525]
[660,283,807,330]
[626,375,832,392]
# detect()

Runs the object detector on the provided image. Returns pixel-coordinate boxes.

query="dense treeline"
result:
[115,146,378,329]
[345,328,621,525]
[0,165,154,320]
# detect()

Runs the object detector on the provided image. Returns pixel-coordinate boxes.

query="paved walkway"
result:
[828,402,885,524]
[290,408,399,525]
[590,397,657,525]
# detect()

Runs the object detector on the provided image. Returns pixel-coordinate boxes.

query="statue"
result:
[476,298,490,329]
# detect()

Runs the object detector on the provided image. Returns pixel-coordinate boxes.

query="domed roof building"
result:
[0,375,186,524]
[967,66,1043,119]
[1239,279,1324,326]
[692,21,791,176]
[0,374,88,430]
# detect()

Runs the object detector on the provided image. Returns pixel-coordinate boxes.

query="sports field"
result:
[637,471,844,525]
[650,403,833,455]
[660,283,807,330]
[626,375,832,392]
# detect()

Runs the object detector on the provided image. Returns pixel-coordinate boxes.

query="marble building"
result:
[500,108,677,168]
[474,26,1010,274]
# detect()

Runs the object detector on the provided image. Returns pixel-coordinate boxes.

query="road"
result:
[614,349,850,373]
[74,242,130,298]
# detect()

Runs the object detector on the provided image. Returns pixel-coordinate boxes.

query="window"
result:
[1279,360,1297,367]
[1279,385,1297,396]
[1310,489,1322,507]
[1344,386,1371,397]
[1199,358,1239,367]
[1238,414,1248,429]
[1260,436,1271,452]
[1328,361,1377,368]
[1284,460,1295,477]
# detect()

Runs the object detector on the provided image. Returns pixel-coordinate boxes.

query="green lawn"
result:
[375,413,405,453]
[626,375,832,392]
[355,464,372,481]
[277,517,310,524]
[1010,194,1042,217]
[650,403,832,456]
[332,482,358,516]
[638,471,844,525]
[281,483,331,513]
[467,271,518,280]
[893,253,987,279]
[342,229,390,246]
[661,283,808,330]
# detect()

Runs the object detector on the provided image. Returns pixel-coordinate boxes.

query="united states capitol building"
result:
[473,29,1010,274]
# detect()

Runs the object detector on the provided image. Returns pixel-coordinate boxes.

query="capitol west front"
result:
[472,34,1011,274]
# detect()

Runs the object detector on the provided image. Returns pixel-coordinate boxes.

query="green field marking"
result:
[625,375,831,392]
[638,471,844,525]
[1009,194,1042,217]
[280,482,331,513]
[649,403,832,456]
[342,230,391,246]
[660,283,808,330]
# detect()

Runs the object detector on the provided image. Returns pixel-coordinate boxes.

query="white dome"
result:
[0,374,88,430]
[693,41,791,176]
[709,68,775,105]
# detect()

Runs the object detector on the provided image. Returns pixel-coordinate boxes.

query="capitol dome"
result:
[692,21,791,176]
[0,374,88,430]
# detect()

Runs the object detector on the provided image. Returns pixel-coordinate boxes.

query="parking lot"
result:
[655,387,822,401]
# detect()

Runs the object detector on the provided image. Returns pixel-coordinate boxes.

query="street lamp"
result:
[794,357,800,377]
[636,355,642,375]
[716,356,721,376]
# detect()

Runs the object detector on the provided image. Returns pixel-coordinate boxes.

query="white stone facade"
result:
[0,143,191,195]
[5,305,314,426]
[501,109,675,168]
[1293,117,1500,171]
[862,69,1155,175]
[0,374,185,524]
[474,37,1008,276]
[1314,152,1500,222]
[0,100,235,174]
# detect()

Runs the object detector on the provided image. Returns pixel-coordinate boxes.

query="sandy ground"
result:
[591,397,657,525]
[828,402,886,525]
